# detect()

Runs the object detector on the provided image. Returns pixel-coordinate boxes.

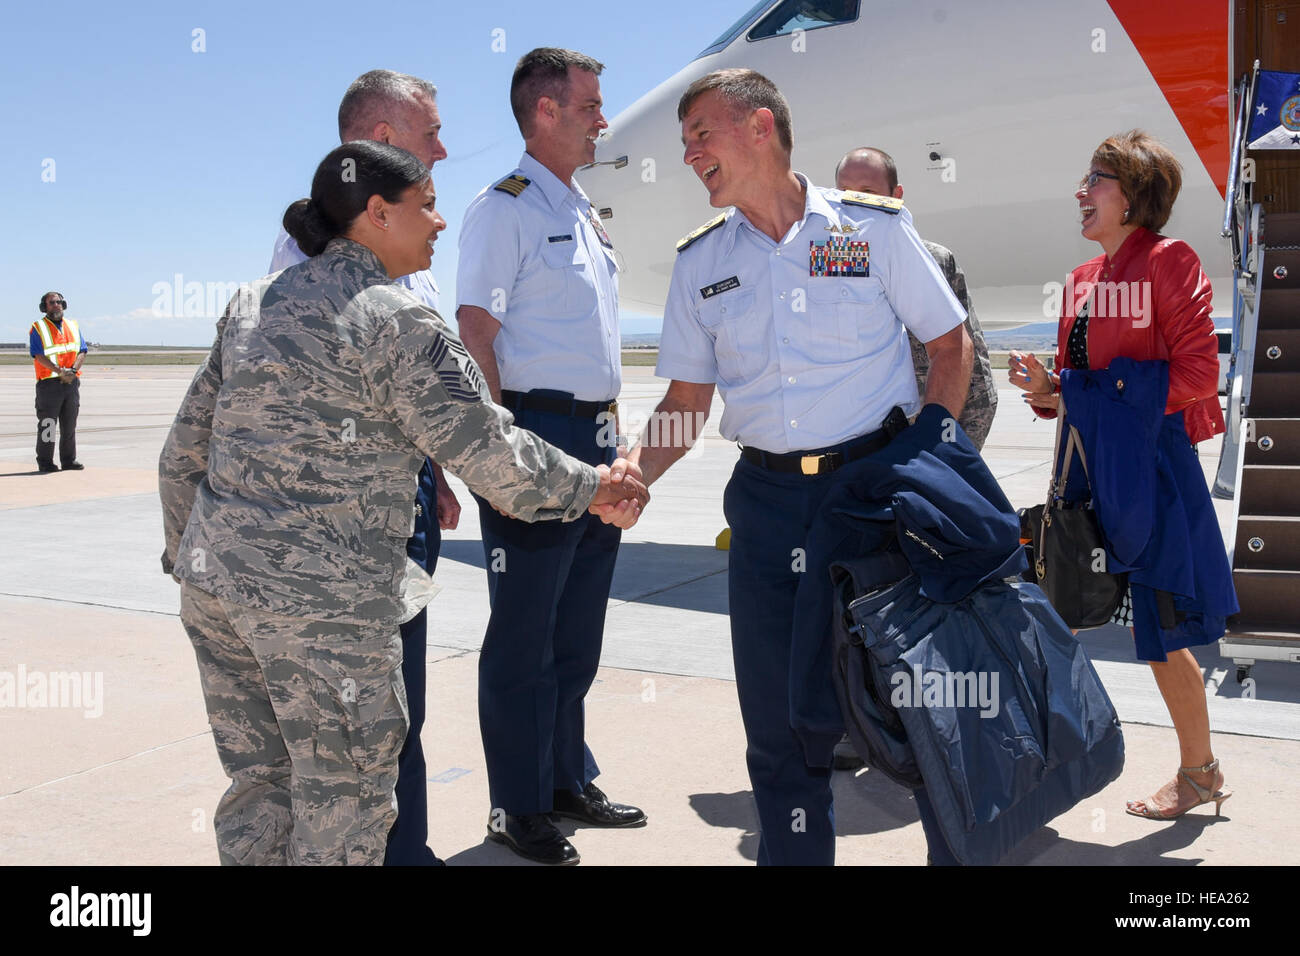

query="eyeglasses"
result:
[1079,171,1120,191]
[48,298,67,307]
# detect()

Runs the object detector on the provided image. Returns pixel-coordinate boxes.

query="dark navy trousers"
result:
[474,400,618,816]
[385,461,442,866]
[725,457,838,865]
[914,788,960,865]
[725,455,959,866]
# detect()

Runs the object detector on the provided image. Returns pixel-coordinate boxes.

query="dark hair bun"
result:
[282,198,337,257]
[283,142,429,260]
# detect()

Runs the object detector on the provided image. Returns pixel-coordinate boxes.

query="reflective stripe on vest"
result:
[32,317,82,381]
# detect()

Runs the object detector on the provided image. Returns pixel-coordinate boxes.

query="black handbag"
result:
[1030,400,1126,628]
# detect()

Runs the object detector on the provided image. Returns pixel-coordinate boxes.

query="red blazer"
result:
[1032,227,1224,444]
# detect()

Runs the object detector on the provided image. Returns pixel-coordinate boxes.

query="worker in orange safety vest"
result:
[30,291,87,472]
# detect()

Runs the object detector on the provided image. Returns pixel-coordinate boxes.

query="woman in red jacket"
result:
[1008,130,1231,820]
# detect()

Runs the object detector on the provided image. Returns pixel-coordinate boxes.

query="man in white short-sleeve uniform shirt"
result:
[455,47,644,868]
[603,68,973,867]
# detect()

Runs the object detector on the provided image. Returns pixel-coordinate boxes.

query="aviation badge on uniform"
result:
[809,237,869,277]
[587,205,615,249]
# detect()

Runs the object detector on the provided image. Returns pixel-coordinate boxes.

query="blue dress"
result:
[1059,358,1238,661]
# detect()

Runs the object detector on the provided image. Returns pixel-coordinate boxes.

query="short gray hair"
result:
[337,70,438,141]
[510,48,604,138]
[677,68,793,154]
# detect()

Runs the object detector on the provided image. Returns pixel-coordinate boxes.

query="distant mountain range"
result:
[980,321,1061,352]
[621,333,662,348]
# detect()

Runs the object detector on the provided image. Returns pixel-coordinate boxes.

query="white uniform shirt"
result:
[456,152,621,402]
[657,176,965,453]
[270,228,441,310]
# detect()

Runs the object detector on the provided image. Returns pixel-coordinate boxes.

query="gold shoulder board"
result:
[676,213,728,252]
[493,174,531,197]
[839,191,903,214]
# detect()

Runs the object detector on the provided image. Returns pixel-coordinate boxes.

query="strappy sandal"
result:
[1125,758,1232,819]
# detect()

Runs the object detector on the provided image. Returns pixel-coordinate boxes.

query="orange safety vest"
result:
[31,316,83,381]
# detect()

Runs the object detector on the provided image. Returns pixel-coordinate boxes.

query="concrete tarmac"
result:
[1,363,1297,865]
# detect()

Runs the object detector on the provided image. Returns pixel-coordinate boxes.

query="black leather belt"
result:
[741,406,909,476]
[501,389,617,421]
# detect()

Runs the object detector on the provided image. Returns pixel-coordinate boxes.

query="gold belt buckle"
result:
[800,454,822,476]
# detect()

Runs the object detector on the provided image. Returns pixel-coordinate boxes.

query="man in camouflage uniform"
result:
[159,237,642,865]
[836,147,997,450]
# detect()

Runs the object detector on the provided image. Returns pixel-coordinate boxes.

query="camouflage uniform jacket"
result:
[907,240,998,450]
[159,238,600,626]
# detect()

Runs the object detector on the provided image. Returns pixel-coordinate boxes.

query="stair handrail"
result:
[1223,70,1250,242]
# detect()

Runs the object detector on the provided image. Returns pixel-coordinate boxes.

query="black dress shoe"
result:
[37,462,59,473]
[487,812,579,865]
[61,461,84,470]
[552,783,647,828]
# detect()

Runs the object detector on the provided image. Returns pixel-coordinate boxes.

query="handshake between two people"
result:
[484,458,649,527]
[588,458,649,530]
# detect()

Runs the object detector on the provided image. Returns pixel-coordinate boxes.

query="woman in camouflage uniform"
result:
[159,141,645,865]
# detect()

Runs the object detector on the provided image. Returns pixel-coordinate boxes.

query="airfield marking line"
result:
[427,644,730,684]
[608,567,729,609]
[422,646,476,661]
[1112,717,1293,743]
[0,423,171,439]
[0,411,177,421]
[990,459,1054,480]
[0,592,178,617]
[0,730,213,801]
[568,659,734,683]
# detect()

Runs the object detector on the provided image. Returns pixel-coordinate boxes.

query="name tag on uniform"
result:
[547,234,574,243]
[700,276,740,299]
[810,238,869,277]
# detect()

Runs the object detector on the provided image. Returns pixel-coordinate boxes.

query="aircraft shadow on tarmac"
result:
[435,771,1229,865]
[687,768,925,862]
[689,770,1229,865]
[1003,815,1225,866]
[438,537,1300,704]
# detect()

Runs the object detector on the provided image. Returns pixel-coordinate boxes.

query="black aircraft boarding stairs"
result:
[1218,210,1300,681]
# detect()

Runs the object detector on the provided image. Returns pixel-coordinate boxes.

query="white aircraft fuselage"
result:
[577,0,1232,329]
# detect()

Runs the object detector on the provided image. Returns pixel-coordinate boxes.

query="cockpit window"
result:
[695,0,778,59]
[747,0,860,40]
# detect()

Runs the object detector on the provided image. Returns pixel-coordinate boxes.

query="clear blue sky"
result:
[1,0,742,345]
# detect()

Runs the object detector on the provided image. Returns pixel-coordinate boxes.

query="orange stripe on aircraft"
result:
[1108,0,1231,198]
